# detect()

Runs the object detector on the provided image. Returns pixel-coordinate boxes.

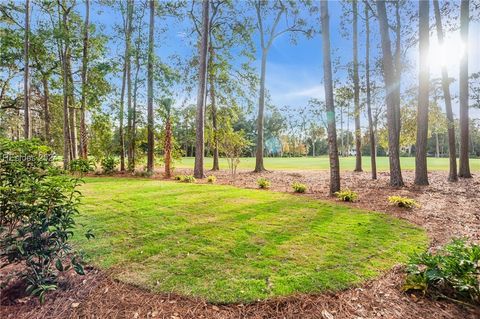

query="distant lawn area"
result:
[176,156,480,172]
[74,178,427,303]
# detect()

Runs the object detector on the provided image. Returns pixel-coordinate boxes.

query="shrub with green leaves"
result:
[335,189,358,202]
[181,175,196,183]
[292,182,307,193]
[257,178,271,189]
[388,196,418,209]
[0,139,92,302]
[69,158,95,176]
[207,175,217,183]
[405,239,480,304]
[100,156,117,174]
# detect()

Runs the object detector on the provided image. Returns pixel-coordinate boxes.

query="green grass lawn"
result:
[74,177,428,303]
[175,156,480,172]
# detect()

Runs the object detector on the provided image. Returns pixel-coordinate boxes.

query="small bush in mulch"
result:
[257,178,271,189]
[180,175,196,183]
[100,156,117,175]
[291,182,307,193]
[335,189,358,202]
[0,139,93,302]
[404,238,480,305]
[69,158,95,177]
[207,175,217,183]
[388,196,418,209]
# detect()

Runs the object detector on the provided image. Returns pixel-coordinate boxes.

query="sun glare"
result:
[428,37,465,69]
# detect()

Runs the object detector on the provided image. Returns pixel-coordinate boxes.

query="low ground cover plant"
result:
[257,178,271,189]
[388,196,418,209]
[292,182,307,193]
[180,175,196,183]
[207,175,217,183]
[405,239,479,305]
[100,156,117,174]
[335,189,358,202]
[0,139,91,302]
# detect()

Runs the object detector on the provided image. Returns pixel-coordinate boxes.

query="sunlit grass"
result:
[175,156,480,172]
[73,177,428,303]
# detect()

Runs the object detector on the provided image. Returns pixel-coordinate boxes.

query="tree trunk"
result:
[119,59,126,171]
[209,44,219,171]
[320,1,340,195]
[352,0,362,172]
[415,0,429,186]
[60,2,71,170]
[365,4,376,179]
[132,45,140,173]
[376,0,404,187]
[126,0,134,171]
[193,0,209,179]
[433,0,457,181]
[80,0,89,159]
[394,1,401,137]
[42,75,50,144]
[23,0,31,139]
[146,0,155,174]
[164,117,172,178]
[254,49,267,172]
[67,53,77,160]
[459,0,471,178]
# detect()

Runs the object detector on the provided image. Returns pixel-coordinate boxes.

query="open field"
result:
[73,177,427,303]
[175,156,480,172]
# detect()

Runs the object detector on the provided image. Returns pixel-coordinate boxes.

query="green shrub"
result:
[69,158,95,176]
[388,196,418,209]
[405,239,480,304]
[335,189,358,202]
[207,175,217,183]
[292,182,307,193]
[257,178,271,189]
[0,139,92,302]
[100,156,117,174]
[181,175,196,183]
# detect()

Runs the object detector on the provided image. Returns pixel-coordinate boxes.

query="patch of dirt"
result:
[2,168,479,318]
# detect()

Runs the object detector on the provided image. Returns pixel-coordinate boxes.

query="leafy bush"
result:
[69,158,95,176]
[388,196,418,209]
[0,139,91,302]
[292,182,307,193]
[181,175,196,183]
[405,239,480,304]
[100,156,117,174]
[207,175,217,183]
[335,189,358,202]
[257,178,271,189]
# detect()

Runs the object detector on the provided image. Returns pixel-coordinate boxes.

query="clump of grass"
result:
[207,175,217,183]
[335,189,358,202]
[291,182,307,193]
[257,178,271,189]
[388,196,418,209]
[181,175,196,183]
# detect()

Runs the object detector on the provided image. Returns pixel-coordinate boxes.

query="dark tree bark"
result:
[433,0,457,182]
[376,0,404,187]
[24,0,31,139]
[208,44,219,171]
[164,117,172,178]
[254,49,267,172]
[119,58,126,171]
[66,40,77,159]
[146,0,155,174]
[352,0,362,172]
[320,0,340,195]
[193,0,209,179]
[364,3,376,179]
[415,0,429,185]
[126,0,134,171]
[60,1,71,170]
[459,0,471,178]
[41,76,50,144]
[79,0,89,159]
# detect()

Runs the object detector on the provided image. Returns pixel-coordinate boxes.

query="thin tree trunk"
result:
[126,0,133,171]
[164,117,172,178]
[320,1,340,195]
[80,0,89,159]
[459,0,471,178]
[365,3,376,179]
[119,60,126,171]
[353,0,362,172]
[415,0,429,185]
[132,46,140,172]
[377,0,404,187]
[394,1,401,137]
[67,50,77,160]
[254,49,267,172]
[193,0,209,179]
[42,75,50,144]
[434,0,457,181]
[146,0,155,174]
[24,0,31,139]
[60,2,71,170]
[209,45,219,171]
[435,133,440,158]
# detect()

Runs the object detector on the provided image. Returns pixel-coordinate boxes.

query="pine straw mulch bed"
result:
[1,169,479,319]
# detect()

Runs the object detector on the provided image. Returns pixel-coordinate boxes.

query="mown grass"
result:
[175,156,480,172]
[73,177,428,303]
